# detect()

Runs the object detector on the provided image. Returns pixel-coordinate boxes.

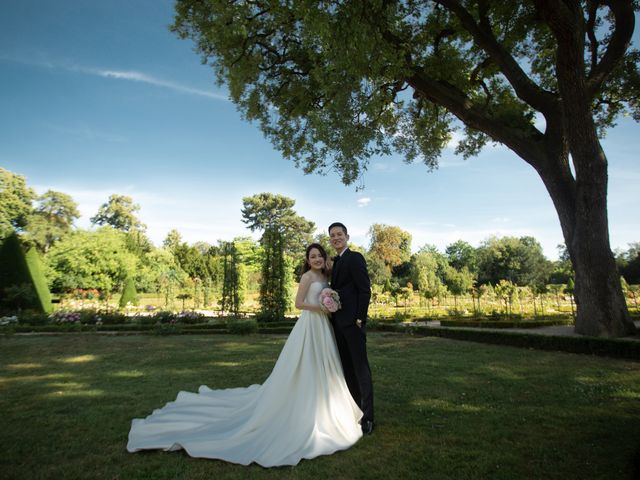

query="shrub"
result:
[119,277,138,308]
[153,322,181,335]
[176,311,204,324]
[151,311,176,324]
[227,318,258,335]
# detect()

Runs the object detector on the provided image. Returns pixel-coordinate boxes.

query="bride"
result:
[127,243,363,467]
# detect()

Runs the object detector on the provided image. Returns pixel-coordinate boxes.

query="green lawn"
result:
[1,333,639,480]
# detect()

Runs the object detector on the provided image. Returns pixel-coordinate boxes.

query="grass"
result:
[1,333,639,480]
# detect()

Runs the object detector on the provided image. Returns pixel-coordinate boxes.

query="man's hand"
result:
[356,319,363,328]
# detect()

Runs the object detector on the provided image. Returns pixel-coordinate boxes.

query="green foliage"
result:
[162,229,182,252]
[226,317,258,335]
[257,226,291,322]
[0,168,35,238]
[25,190,79,253]
[171,2,638,181]
[445,240,478,273]
[368,224,412,269]
[619,242,640,284]
[90,194,146,232]
[45,227,138,293]
[0,233,52,313]
[219,241,244,316]
[171,0,639,336]
[24,246,52,314]
[401,325,640,361]
[476,236,551,287]
[119,276,138,308]
[241,192,314,259]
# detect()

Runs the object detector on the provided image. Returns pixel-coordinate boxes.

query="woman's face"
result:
[307,248,326,271]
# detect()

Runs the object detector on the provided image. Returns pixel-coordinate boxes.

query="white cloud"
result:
[0,54,228,101]
[77,67,229,101]
[357,197,371,207]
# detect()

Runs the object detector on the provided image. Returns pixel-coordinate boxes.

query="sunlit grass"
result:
[60,354,99,364]
[0,334,639,480]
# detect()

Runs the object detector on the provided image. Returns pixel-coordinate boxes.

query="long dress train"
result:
[127,281,363,467]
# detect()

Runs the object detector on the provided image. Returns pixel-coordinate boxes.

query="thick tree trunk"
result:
[537,145,635,337]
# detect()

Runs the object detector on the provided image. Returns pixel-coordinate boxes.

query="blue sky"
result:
[1,0,638,260]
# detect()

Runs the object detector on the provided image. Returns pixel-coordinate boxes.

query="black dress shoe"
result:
[361,420,374,435]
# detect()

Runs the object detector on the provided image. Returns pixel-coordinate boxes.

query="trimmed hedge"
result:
[439,319,574,329]
[0,233,52,313]
[119,277,138,308]
[384,324,640,361]
[5,318,637,361]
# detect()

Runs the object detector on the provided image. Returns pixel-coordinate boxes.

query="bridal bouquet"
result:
[319,288,341,313]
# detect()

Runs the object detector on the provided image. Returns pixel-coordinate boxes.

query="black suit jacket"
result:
[331,249,371,328]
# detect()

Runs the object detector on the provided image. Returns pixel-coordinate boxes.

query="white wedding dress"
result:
[127,281,363,467]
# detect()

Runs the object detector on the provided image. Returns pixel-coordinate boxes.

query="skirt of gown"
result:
[127,293,363,467]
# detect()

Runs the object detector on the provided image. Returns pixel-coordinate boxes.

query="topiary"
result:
[0,232,52,313]
[118,276,138,308]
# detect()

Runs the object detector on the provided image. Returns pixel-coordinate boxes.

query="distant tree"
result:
[219,241,244,317]
[566,277,576,319]
[241,192,314,259]
[620,242,640,284]
[410,248,444,312]
[136,248,186,294]
[368,224,412,273]
[363,252,388,287]
[46,227,138,294]
[548,243,574,284]
[0,168,35,238]
[163,229,183,252]
[494,279,517,318]
[257,226,291,321]
[445,240,478,273]
[91,194,146,233]
[444,266,475,310]
[242,193,310,319]
[313,232,332,255]
[548,283,565,311]
[26,190,80,253]
[172,0,639,337]
[477,236,551,287]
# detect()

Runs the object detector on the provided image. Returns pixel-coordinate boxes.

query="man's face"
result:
[329,226,349,253]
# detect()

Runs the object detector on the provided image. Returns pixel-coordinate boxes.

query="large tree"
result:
[173,1,639,336]
[45,227,138,294]
[241,192,315,259]
[241,193,310,320]
[368,224,412,270]
[91,194,146,233]
[0,168,35,238]
[26,190,80,253]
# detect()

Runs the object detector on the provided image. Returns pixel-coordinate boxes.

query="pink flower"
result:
[319,288,341,313]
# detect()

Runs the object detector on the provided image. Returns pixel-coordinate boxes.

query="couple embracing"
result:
[128,222,374,467]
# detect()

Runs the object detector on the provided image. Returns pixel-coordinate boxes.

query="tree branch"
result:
[434,0,558,115]
[407,69,546,167]
[586,0,635,97]
[585,0,600,73]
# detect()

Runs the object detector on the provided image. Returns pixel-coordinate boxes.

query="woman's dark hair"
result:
[303,243,328,274]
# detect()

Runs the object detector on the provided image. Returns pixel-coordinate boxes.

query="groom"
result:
[328,222,374,435]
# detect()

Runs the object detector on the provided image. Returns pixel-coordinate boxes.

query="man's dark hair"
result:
[328,222,348,235]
